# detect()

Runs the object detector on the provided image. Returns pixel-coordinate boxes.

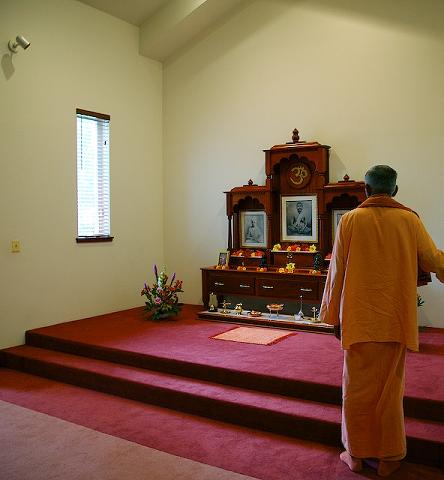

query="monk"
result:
[319,165,444,477]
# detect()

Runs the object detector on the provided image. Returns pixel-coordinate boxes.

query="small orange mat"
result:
[211,326,295,345]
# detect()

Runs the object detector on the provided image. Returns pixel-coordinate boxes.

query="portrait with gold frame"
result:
[217,250,230,267]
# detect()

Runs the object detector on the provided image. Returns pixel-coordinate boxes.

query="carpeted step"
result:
[1,345,443,469]
[24,328,342,406]
[23,326,444,423]
[4,369,444,480]
[1,344,341,445]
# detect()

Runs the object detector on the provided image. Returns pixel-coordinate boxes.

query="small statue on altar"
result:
[291,128,300,143]
[221,300,231,314]
[311,307,320,323]
[313,253,324,272]
[208,292,218,312]
[234,303,243,315]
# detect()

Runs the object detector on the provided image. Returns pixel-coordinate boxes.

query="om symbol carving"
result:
[289,163,310,187]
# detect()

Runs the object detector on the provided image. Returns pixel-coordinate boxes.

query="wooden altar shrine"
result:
[200,129,366,331]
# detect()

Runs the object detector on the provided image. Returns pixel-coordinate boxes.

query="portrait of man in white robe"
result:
[241,211,266,247]
[281,195,318,242]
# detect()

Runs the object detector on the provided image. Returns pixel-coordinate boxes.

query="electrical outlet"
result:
[11,240,21,253]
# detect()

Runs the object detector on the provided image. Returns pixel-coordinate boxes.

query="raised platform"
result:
[1,304,444,471]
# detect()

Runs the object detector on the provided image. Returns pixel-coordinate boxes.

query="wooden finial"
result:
[339,174,354,183]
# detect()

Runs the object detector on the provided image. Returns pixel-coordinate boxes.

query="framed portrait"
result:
[240,211,267,248]
[218,251,230,266]
[281,195,318,242]
[332,209,350,240]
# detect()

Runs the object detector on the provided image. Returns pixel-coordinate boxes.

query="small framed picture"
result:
[218,251,230,266]
[332,209,350,240]
[281,195,317,242]
[240,211,267,248]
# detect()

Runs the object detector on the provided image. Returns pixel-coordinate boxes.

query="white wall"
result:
[164,0,444,326]
[0,0,163,348]
[1,0,442,348]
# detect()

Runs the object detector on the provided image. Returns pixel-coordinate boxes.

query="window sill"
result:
[76,236,114,243]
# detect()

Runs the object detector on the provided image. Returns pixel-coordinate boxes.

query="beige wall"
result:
[164,0,444,326]
[1,0,443,349]
[0,0,163,348]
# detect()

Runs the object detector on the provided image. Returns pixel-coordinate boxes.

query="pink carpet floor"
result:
[0,399,257,480]
[1,370,443,480]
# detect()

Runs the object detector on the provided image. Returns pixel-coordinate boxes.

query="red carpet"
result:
[1,371,443,480]
[1,304,444,475]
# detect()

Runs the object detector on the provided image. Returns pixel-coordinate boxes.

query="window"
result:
[76,109,112,242]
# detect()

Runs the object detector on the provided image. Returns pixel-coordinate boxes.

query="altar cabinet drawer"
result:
[256,277,319,300]
[208,273,255,295]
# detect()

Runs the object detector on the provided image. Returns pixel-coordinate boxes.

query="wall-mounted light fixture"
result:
[8,35,31,53]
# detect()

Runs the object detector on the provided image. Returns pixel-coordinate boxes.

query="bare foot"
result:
[340,451,363,472]
[377,461,401,477]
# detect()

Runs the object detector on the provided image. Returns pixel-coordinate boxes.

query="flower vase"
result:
[141,266,183,321]
[147,306,180,321]
[156,312,175,320]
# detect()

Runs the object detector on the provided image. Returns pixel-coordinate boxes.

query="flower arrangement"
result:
[273,243,317,252]
[285,262,296,273]
[141,265,183,320]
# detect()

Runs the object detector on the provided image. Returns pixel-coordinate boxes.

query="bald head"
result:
[364,165,398,197]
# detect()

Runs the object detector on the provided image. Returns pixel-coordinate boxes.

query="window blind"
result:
[76,109,110,238]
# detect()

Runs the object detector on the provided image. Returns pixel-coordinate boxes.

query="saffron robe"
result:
[342,342,407,460]
[319,194,444,460]
[319,195,444,351]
